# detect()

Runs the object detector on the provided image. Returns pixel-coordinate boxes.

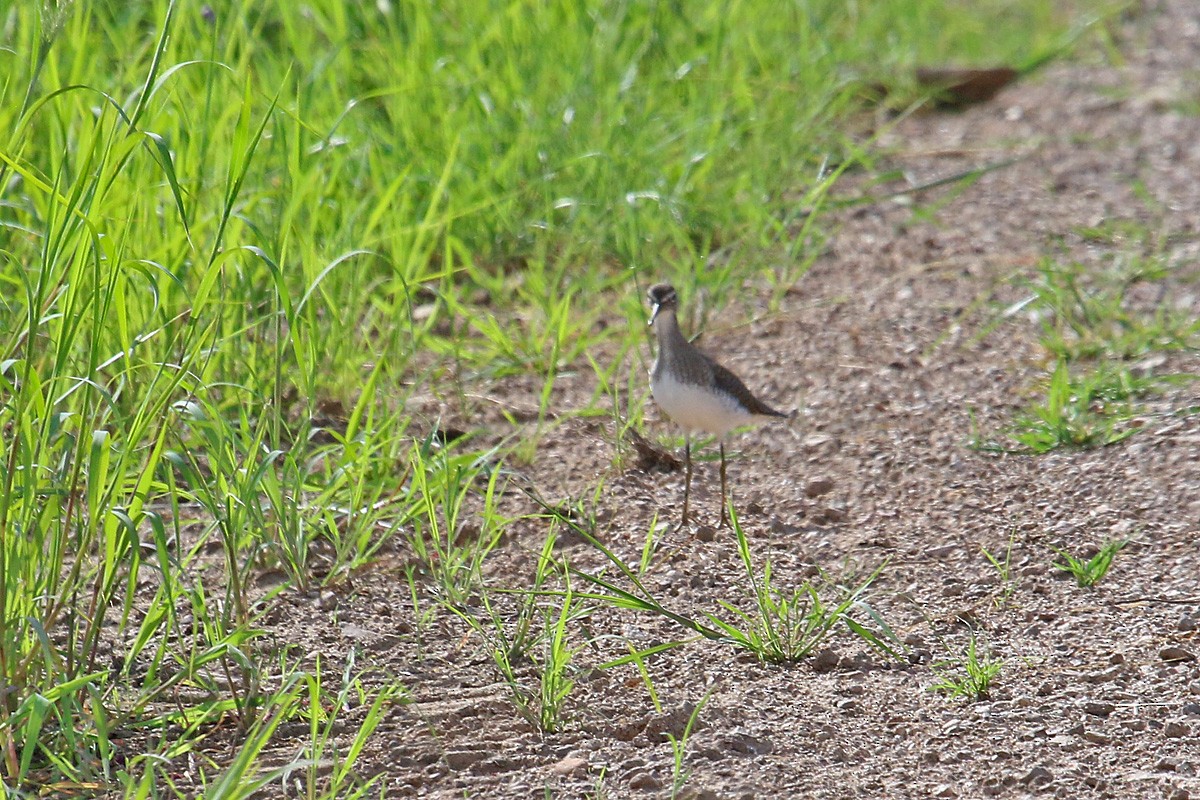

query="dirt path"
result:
[234,2,1200,798]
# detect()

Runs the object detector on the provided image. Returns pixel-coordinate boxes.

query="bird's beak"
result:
[649,303,661,326]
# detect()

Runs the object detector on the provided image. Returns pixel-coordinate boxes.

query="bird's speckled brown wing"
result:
[707,357,791,419]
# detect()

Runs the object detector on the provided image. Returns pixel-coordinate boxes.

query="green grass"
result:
[451,527,591,733]
[0,0,1098,793]
[1026,251,1200,362]
[929,633,1003,701]
[977,237,1200,453]
[1009,359,1140,453]
[706,507,901,663]
[981,530,1018,607]
[1052,539,1126,587]
[667,690,713,800]
[550,499,901,666]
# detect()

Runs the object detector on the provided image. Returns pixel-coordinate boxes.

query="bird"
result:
[645,282,792,527]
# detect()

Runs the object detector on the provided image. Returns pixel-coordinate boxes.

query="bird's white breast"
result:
[650,371,752,437]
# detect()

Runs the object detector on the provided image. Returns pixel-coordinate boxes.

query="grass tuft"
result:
[1051,539,1127,587]
[977,240,1200,453]
[706,506,902,663]
[929,633,1003,702]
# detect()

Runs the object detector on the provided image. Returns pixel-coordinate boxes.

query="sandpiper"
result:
[646,283,792,527]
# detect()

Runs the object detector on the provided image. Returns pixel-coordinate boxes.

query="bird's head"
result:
[647,283,678,326]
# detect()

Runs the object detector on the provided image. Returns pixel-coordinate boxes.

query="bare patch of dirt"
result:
[178,2,1200,798]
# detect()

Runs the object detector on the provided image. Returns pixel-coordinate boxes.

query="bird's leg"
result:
[681,436,692,527]
[718,442,728,527]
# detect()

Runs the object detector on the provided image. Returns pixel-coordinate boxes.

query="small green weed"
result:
[402,436,510,605]
[451,529,589,732]
[291,653,405,800]
[619,646,711,799]
[535,575,586,733]
[544,492,901,666]
[1005,360,1138,453]
[983,359,1196,454]
[1024,253,1198,361]
[981,530,1018,607]
[1051,539,1127,587]
[977,242,1200,454]
[668,690,713,800]
[705,507,901,663]
[930,633,1003,701]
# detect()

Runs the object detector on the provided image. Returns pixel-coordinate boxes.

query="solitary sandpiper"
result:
[646,283,792,527]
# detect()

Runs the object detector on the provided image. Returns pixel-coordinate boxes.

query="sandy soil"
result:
[162,1,1200,798]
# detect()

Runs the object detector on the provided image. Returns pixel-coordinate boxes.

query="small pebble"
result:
[1165,720,1190,738]
[1161,647,1195,663]
[925,544,957,559]
[722,733,774,756]
[821,503,848,523]
[444,749,485,771]
[629,771,661,791]
[804,476,835,497]
[813,648,841,673]
[552,756,588,776]
[1021,766,1053,787]
[802,434,836,452]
